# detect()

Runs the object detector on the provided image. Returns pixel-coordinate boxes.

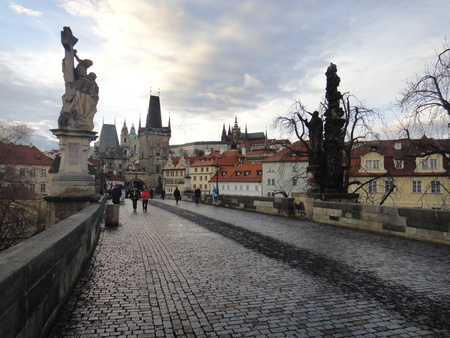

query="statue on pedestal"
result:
[323,63,345,193]
[59,26,99,131]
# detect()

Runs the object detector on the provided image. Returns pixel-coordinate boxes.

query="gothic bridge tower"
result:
[139,93,171,190]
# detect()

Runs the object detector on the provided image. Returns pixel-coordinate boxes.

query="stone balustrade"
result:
[312,200,449,245]
[0,196,106,338]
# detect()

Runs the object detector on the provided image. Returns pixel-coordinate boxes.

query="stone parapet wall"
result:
[312,200,449,245]
[216,195,296,216]
[0,196,107,338]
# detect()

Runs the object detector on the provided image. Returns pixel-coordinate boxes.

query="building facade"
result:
[0,142,53,196]
[210,163,263,196]
[261,141,309,197]
[349,138,450,209]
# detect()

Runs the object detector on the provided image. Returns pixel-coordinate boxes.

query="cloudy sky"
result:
[1,0,449,150]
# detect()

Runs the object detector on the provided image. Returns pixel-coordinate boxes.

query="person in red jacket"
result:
[141,188,150,211]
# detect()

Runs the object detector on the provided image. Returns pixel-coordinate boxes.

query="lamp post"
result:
[215,163,220,195]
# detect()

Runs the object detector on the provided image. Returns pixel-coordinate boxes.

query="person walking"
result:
[111,185,122,205]
[161,189,165,200]
[141,188,150,211]
[194,187,201,205]
[130,186,140,211]
[150,188,154,199]
[174,187,181,205]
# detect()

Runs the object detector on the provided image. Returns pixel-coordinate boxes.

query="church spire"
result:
[146,94,162,128]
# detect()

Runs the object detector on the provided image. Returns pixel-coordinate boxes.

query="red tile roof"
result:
[349,138,450,176]
[0,142,53,166]
[209,163,263,183]
[261,141,309,162]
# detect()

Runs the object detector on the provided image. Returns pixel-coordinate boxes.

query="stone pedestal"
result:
[105,204,120,226]
[45,129,100,226]
[49,129,98,197]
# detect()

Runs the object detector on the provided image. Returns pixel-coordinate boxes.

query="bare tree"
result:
[274,93,382,192]
[0,122,46,251]
[398,40,450,137]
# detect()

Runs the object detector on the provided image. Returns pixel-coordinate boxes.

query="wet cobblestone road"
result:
[50,199,450,337]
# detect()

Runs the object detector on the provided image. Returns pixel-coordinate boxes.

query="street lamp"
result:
[215,163,220,195]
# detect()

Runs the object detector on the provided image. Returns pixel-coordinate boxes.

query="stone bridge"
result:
[0,196,449,337]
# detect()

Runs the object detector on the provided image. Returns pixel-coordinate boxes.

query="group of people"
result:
[110,185,189,210]
[128,187,163,211]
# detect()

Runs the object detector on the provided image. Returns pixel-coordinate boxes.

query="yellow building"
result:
[349,138,450,209]
[190,150,246,194]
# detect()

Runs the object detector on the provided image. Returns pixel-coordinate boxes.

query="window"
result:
[384,180,395,193]
[30,168,36,177]
[200,176,203,181]
[255,185,259,191]
[193,176,197,181]
[201,168,204,172]
[240,185,243,190]
[395,160,404,169]
[368,181,377,194]
[421,159,429,169]
[431,181,441,194]
[29,184,35,192]
[235,185,237,190]
[19,168,26,176]
[246,185,249,191]
[41,169,47,177]
[293,177,298,186]
[193,184,196,189]
[412,181,422,193]
[271,178,275,185]
[394,142,401,150]
[194,168,198,172]
[365,160,380,170]
[40,184,46,192]
[267,179,271,185]
[430,158,438,169]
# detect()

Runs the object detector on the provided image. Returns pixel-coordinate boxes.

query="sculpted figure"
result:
[58,27,99,130]
[306,111,323,154]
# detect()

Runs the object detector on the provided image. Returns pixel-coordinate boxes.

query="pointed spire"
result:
[168,112,171,130]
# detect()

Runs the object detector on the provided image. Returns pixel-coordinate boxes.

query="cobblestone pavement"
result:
[49,198,450,337]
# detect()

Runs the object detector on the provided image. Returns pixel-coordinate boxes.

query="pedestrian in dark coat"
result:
[111,185,122,204]
[194,187,201,205]
[174,187,181,204]
[130,187,140,211]
[161,189,165,200]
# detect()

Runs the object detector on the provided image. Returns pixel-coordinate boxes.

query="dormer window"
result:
[221,171,226,176]
[236,171,241,176]
[394,142,401,150]
[257,170,262,175]
[244,171,250,176]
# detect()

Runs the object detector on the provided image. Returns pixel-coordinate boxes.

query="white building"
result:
[261,141,309,197]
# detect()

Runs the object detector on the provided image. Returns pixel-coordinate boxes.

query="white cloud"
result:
[9,3,42,17]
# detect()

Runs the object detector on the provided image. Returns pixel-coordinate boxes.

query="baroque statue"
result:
[58,26,99,131]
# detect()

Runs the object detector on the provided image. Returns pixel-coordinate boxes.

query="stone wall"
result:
[0,196,107,338]
[313,200,449,245]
